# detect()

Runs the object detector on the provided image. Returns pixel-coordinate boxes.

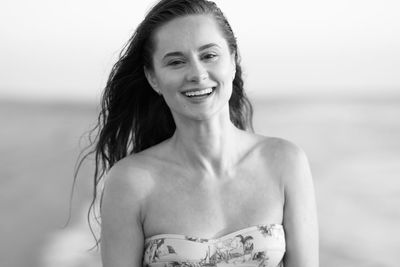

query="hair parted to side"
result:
[74,0,254,247]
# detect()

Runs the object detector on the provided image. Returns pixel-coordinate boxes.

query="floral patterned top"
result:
[143,224,285,267]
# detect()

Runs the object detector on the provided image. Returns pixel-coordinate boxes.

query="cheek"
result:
[217,68,232,81]
[157,71,183,92]
[215,58,235,83]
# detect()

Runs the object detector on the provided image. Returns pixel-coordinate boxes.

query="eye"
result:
[202,53,218,61]
[167,60,185,66]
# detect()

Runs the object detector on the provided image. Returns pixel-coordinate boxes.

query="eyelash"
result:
[167,53,218,66]
[203,53,218,60]
[168,60,185,66]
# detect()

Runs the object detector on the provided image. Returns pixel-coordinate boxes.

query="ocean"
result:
[1,93,399,267]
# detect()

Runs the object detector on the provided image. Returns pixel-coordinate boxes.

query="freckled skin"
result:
[102,12,318,267]
[145,15,236,122]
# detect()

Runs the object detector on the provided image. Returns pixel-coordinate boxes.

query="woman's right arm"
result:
[100,159,152,267]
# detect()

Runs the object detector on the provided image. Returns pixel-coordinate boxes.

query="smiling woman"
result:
[75,0,318,267]
[144,15,236,121]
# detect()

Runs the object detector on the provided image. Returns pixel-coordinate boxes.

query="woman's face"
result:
[145,15,236,121]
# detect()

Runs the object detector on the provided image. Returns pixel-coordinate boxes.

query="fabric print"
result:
[143,238,178,263]
[156,243,176,258]
[214,238,231,262]
[143,239,159,264]
[153,239,165,261]
[143,224,285,267]
[252,251,269,267]
[214,247,229,263]
[270,225,285,240]
[257,225,273,237]
[185,236,210,243]
[224,234,256,263]
[168,261,202,267]
[243,236,255,261]
[228,235,245,258]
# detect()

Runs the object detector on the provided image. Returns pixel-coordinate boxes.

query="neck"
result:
[169,108,242,178]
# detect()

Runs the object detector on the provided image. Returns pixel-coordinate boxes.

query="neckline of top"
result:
[144,223,283,242]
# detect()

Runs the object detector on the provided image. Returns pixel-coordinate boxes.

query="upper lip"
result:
[181,86,216,94]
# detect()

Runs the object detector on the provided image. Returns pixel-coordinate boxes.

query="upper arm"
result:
[100,158,153,267]
[280,140,319,267]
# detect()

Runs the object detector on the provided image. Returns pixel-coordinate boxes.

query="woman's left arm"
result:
[282,142,319,267]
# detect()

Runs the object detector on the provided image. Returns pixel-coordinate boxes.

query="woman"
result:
[83,0,319,266]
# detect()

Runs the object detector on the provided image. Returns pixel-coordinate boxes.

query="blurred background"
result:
[1,0,399,266]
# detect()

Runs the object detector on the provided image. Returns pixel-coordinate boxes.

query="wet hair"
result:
[74,0,254,247]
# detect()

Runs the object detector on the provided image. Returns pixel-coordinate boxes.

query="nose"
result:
[186,59,208,83]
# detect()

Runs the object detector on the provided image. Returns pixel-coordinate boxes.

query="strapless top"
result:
[143,224,285,267]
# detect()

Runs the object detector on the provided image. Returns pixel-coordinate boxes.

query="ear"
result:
[144,67,160,93]
[230,52,236,79]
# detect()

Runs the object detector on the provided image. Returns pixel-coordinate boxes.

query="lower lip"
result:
[182,87,216,102]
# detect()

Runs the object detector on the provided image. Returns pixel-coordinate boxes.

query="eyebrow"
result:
[162,43,221,60]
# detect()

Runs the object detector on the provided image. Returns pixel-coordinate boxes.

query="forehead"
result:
[152,15,229,57]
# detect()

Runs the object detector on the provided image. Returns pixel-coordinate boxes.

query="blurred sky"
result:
[1,0,399,102]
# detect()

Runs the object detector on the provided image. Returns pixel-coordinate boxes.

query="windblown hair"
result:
[74,0,254,246]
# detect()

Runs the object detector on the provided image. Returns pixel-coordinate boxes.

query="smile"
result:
[181,87,216,98]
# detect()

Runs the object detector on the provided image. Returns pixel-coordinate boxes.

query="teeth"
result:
[184,88,213,97]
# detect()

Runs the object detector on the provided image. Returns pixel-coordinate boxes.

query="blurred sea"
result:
[1,93,399,267]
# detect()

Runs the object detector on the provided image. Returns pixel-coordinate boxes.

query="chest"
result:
[143,164,284,238]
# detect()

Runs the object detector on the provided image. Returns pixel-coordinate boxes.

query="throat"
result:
[170,127,245,178]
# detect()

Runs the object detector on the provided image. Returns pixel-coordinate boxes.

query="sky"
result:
[1,0,399,102]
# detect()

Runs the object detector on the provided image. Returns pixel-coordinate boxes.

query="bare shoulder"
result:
[100,154,157,266]
[101,154,156,227]
[101,152,161,232]
[101,155,156,225]
[255,136,311,185]
[102,138,172,208]
[102,154,156,213]
[256,135,306,156]
[250,135,318,266]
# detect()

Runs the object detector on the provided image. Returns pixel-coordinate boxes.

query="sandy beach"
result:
[1,93,399,267]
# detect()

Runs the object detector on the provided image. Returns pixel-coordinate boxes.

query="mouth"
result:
[181,87,217,98]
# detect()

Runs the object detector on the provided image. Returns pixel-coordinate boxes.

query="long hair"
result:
[75,0,254,246]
